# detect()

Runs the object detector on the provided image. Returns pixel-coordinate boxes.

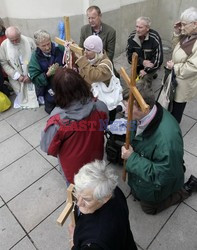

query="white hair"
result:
[180,7,197,23]
[34,29,51,45]
[137,16,151,27]
[74,160,118,201]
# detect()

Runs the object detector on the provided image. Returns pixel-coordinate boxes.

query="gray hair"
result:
[74,160,118,201]
[5,26,21,37]
[180,7,197,23]
[137,16,151,27]
[34,29,51,45]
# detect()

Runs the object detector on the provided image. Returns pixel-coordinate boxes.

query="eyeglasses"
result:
[72,189,94,206]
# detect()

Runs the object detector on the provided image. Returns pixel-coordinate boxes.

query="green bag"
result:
[0,91,11,112]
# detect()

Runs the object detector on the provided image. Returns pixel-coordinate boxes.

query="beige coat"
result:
[172,38,197,102]
[76,53,112,85]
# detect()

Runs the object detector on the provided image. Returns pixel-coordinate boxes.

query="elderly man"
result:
[126,17,163,87]
[121,84,197,215]
[79,5,116,62]
[0,26,36,107]
[28,29,64,114]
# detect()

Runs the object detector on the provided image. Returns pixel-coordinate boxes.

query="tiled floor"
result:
[0,52,197,250]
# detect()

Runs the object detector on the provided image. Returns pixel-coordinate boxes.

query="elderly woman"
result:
[167,7,197,123]
[75,35,120,122]
[40,68,108,185]
[29,29,64,114]
[69,160,137,250]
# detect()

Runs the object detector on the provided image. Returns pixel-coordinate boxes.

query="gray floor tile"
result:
[6,106,48,132]
[127,196,177,249]
[0,196,4,207]
[0,150,53,202]
[180,115,196,137]
[184,98,197,120]
[11,237,36,250]
[0,206,25,250]
[148,203,197,250]
[36,146,58,167]
[30,204,70,250]
[8,169,67,232]
[20,116,48,148]
[184,123,197,156]
[0,120,17,143]
[0,134,33,171]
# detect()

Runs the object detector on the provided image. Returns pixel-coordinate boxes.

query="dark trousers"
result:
[171,101,187,124]
[140,188,190,215]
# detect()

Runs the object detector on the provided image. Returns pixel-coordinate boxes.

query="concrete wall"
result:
[1,0,197,56]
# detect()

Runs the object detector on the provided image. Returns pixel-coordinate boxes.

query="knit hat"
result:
[84,35,103,53]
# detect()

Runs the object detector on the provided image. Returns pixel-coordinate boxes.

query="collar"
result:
[92,24,103,35]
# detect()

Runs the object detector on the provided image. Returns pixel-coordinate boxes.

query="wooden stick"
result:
[64,16,71,41]
[54,37,83,56]
[57,184,76,226]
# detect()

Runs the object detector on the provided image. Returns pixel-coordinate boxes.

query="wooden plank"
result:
[57,202,73,226]
[64,16,71,41]
[54,37,83,56]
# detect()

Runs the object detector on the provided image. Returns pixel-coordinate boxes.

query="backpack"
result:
[105,130,126,165]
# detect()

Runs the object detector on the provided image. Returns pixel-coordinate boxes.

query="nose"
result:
[77,196,85,207]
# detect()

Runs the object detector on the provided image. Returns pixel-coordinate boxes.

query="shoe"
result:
[38,96,45,105]
[153,73,158,79]
[183,175,197,194]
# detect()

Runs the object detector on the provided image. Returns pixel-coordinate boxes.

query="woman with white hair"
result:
[167,7,197,123]
[75,35,120,122]
[69,160,137,250]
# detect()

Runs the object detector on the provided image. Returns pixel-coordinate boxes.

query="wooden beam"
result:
[64,16,71,41]
[54,37,83,56]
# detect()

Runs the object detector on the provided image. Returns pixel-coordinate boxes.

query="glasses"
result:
[72,189,94,206]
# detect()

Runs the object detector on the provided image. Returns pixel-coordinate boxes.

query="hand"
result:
[121,145,134,160]
[23,75,31,83]
[68,223,75,248]
[18,75,25,82]
[46,63,59,77]
[166,60,174,69]
[143,60,154,68]
[139,69,147,78]
[174,21,181,35]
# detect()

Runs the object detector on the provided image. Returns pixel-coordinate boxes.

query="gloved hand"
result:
[46,63,59,77]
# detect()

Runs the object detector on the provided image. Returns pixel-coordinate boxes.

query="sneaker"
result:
[183,175,197,194]
[38,96,45,105]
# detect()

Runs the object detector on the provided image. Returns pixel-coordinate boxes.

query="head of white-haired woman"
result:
[83,35,104,64]
[74,160,118,214]
[34,29,52,54]
[180,7,197,35]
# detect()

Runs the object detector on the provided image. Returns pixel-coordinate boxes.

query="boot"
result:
[183,175,197,194]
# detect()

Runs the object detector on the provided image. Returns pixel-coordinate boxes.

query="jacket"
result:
[172,34,197,102]
[76,53,112,85]
[79,22,116,61]
[28,43,64,87]
[73,187,137,250]
[126,29,163,74]
[126,103,184,203]
[40,98,108,183]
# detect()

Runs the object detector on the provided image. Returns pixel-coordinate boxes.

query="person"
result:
[121,84,197,215]
[40,67,108,185]
[166,7,197,123]
[68,160,137,250]
[79,5,116,61]
[126,16,163,87]
[0,26,36,107]
[28,29,65,114]
[76,35,121,122]
[0,18,6,45]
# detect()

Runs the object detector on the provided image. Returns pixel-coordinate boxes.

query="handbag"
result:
[157,67,177,111]
[0,91,11,112]
[91,61,123,111]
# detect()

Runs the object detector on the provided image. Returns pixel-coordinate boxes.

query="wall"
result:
[1,0,197,56]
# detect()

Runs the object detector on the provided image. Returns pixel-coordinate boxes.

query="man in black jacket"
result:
[126,16,163,87]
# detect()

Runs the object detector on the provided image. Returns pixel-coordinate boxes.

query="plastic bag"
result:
[0,91,11,112]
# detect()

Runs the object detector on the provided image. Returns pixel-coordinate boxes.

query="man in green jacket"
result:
[121,84,197,215]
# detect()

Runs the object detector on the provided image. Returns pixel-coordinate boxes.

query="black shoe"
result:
[183,175,197,194]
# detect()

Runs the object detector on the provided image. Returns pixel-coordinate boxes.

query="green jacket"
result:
[126,103,184,203]
[79,22,116,61]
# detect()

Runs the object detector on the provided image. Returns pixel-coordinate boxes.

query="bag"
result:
[91,61,123,111]
[157,67,177,112]
[15,82,39,109]
[0,91,11,112]
[105,130,126,165]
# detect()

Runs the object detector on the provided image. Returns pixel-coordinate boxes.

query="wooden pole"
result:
[64,16,71,41]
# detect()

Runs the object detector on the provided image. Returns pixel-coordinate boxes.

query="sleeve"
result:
[173,47,197,79]
[28,52,49,87]
[40,124,60,157]
[105,29,116,61]
[79,26,86,49]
